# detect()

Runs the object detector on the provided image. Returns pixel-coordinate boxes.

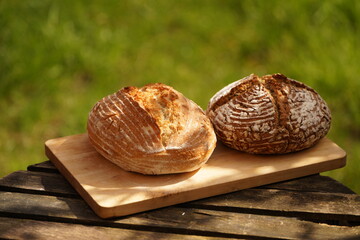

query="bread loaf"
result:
[87,83,216,175]
[206,73,331,154]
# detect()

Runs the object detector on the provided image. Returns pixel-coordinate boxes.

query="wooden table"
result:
[0,161,359,239]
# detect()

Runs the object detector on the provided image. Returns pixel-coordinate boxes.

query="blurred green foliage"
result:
[1,0,359,192]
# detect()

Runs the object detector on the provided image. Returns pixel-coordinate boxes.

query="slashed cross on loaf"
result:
[206,73,331,154]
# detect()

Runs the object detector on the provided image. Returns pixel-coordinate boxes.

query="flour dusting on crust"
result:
[207,74,331,154]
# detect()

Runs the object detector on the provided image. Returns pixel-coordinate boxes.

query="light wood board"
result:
[45,133,346,218]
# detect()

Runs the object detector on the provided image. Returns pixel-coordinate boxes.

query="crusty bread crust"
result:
[206,74,331,154]
[87,83,216,175]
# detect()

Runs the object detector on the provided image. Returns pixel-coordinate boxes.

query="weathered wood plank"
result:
[134,208,360,240]
[0,191,359,239]
[0,217,228,240]
[261,174,355,194]
[27,161,59,173]
[0,191,97,220]
[188,188,360,222]
[1,171,358,222]
[0,171,78,198]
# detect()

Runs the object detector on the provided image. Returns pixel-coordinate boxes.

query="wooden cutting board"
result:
[45,133,346,218]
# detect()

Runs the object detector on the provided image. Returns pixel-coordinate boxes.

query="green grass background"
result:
[1,0,359,192]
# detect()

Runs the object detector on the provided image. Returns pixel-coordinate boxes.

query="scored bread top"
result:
[123,84,184,147]
[206,74,331,154]
[87,83,216,175]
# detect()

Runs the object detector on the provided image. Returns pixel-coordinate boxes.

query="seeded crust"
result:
[206,74,331,154]
[87,83,217,175]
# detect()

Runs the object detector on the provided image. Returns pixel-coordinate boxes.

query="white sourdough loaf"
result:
[87,83,216,175]
[206,73,331,154]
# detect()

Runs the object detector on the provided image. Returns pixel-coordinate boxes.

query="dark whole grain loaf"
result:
[206,73,331,154]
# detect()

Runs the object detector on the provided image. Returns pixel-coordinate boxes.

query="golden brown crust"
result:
[206,74,331,154]
[87,83,216,175]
